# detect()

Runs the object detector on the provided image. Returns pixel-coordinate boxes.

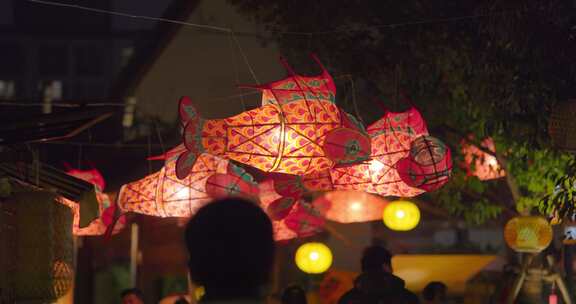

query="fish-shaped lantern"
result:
[304,107,430,197]
[367,107,429,197]
[118,145,259,218]
[461,137,505,180]
[62,167,125,236]
[176,55,371,179]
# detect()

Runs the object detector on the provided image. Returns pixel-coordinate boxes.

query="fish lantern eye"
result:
[295,242,333,274]
[383,200,420,231]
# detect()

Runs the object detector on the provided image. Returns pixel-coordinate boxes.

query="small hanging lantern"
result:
[396,135,452,192]
[461,137,505,181]
[383,200,421,231]
[313,191,387,223]
[504,216,553,253]
[295,242,333,274]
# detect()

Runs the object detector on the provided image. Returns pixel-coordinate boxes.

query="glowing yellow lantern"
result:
[504,216,553,253]
[383,200,420,231]
[295,242,333,274]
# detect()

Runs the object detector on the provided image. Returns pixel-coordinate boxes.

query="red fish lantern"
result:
[397,136,452,191]
[367,107,429,197]
[63,167,125,236]
[118,148,258,218]
[259,179,324,241]
[461,137,505,180]
[176,56,371,179]
[313,191,388,223]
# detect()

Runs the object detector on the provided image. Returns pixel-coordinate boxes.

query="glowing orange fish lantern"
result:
[312,191,388,223]
[367,108,429,197]
[504,216,553,253]
[461,137,505,181]
[118,149,258,218]
[259,179,324,241]
[396,135,452,192]
[176,56,371,179]
[64,167,125,236]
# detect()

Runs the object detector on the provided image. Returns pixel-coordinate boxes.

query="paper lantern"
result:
[504,216,553,253]
[119,150,258,217]
[313,191,388,223]
[176,56,371,178]
[461,137,505,180]
[64,167,126,236]
[259,179,324,241]
[397,135,452,192]
[383,200,421,231]
[295,242,333,274]
[367,108,429,197]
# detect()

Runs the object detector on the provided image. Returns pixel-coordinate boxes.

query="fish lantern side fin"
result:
[323,128,372,166]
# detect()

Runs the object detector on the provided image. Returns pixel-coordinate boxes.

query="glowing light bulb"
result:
[174,187,189,200]
[395,210,406,218]
[369,160,385,173]
[350,201,362,211]
[309,251,320,261]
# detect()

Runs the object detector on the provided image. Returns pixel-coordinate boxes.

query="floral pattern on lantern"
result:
[313,191,388,223]
[504,216,553,253]
[383,200,421,231]
[175,57,371,178]
[396,136,452,192]
[461,137,505,181]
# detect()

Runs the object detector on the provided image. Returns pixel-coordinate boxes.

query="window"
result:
[0,80,15,99]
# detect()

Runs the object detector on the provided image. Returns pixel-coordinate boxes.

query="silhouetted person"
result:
[175,297,190,304]
[185,198,275,303]
[121,288,144,304]
[281,285,307,304]
[338,245,419,304]
[422,282,447,304]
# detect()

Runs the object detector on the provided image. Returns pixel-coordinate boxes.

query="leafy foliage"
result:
[229,0,576,223]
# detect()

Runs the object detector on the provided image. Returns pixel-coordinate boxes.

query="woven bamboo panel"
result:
[0,182,74,303]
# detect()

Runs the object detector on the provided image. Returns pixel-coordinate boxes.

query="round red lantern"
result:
[396,136,452,192]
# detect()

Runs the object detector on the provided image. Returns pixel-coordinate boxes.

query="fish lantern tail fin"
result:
[176,96,205,179]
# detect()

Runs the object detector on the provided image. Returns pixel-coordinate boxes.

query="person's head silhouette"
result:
[281,285,307,304]
[185,198,275,301]
[361,245,393,273]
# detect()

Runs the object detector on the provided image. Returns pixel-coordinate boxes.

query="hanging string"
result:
[27,0,232,33]
[231,31,260,84]
[346,75,365,126]
[228,31,248,111]
[27,0,538,36]
[147,131,152,174]
[77,144,83,169]
[153,119,166,155]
